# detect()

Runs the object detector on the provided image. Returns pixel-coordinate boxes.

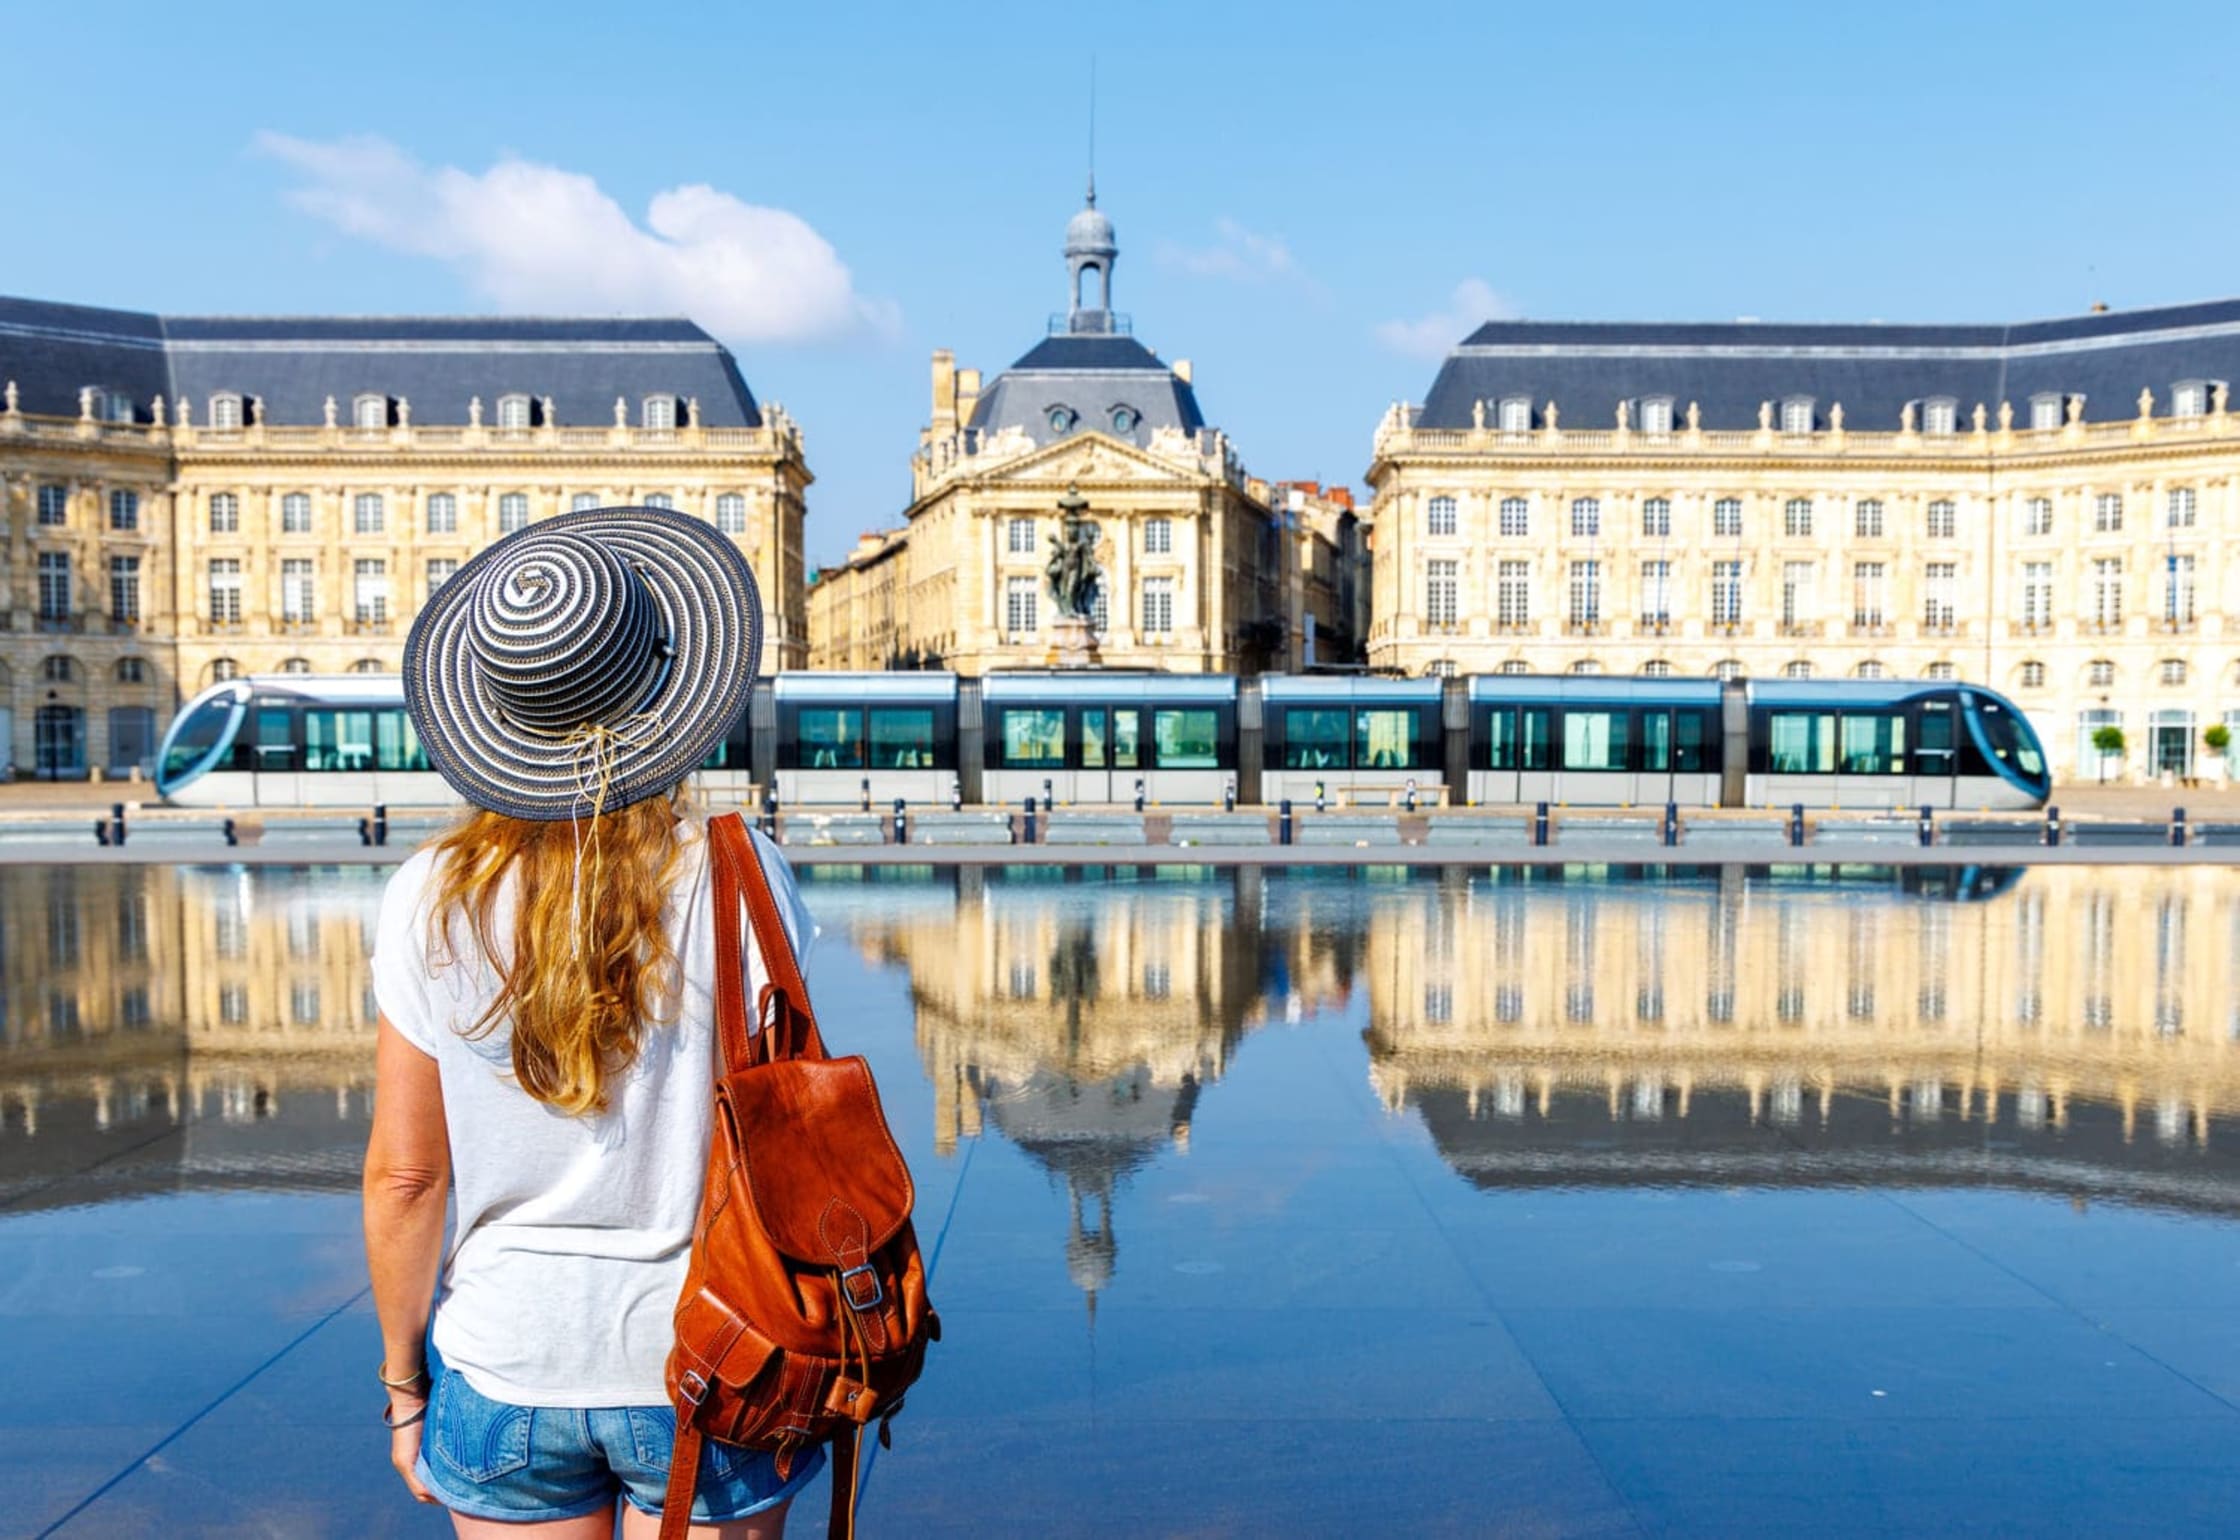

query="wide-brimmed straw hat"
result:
[402,506,760,820]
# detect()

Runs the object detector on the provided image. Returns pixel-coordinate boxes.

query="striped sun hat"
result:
[402,506,760,820]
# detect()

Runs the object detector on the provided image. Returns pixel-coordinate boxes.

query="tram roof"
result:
[1258,675,1443,703]
[1465,676,1722,705]
[980,673,1237,703]
[220,674,406,705]
[773,672,959,701]
[1743,678,1968,708]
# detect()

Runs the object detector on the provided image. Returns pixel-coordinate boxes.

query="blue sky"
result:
[10,1,2238,567]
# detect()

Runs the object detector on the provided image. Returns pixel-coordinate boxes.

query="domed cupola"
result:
[1063,178,1119,335]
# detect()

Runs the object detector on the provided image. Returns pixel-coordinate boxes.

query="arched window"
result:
[1110,405,1139,435]
[1712,659,1744,681]
[1497,660,1529,676]
[2087,659,2117,689]
[1853,660,1887,680]
[497,394,533,430]
[641,396,677,431]
[2019,661,2046,689]
[41,655,75,683]
[208,393,244,430]
[1427,659,1459,679]
[1568,660,1603,676]
[350,658,385,675]
[1047,405,1078,435]
[208,658,240,683]
[353,394,389,430]
[1639,660,1672,678]
[2160,658,2189,687]
[281,657,312,675]
[1924,662,1956,681]
[1781,661,1813,679]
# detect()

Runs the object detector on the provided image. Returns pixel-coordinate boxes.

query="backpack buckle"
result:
[679,1369,711,1407]
[838,1263,884,1312]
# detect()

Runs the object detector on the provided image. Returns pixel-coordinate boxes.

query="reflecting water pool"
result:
[8,861,2240,1537]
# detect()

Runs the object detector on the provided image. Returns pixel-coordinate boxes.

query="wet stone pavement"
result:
[8,860,2240,1536]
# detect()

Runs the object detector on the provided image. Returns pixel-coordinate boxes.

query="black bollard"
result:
[1917,804,1933,848]
[1043,777,1054,815]
[950,781,962,813]
[110,802,126,848]
[1404,777,1418,813]
[2045,803,2061,846]
[1023,795,1037,845]
[1134,778,1146,814]
[1663,800,1679,847]
[894,796,908,846]
[373,803,389,848]
[1789,803,1805,847]
[860,776,871,814]
[1224,778,1236,813]
[1279,798,1294,846]
[761,785,779,837]
[2173,805,2188,848]
[1533,801,1550,847]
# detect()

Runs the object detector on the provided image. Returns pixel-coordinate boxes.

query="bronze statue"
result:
[1046,484,1102,620]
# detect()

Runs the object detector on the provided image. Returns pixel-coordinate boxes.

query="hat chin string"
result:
[560,712,666,961]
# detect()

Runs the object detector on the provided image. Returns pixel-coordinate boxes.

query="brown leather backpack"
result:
[658,813,937,1540]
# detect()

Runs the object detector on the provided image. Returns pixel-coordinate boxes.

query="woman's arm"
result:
[363,1015,450,1503]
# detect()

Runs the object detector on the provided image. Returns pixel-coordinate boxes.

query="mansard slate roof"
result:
[0,295,762,426]
[967,332,1206,448]
[1417,298,2240,431]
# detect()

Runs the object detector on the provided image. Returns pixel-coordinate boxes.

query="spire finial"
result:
[1086,52,1097,206]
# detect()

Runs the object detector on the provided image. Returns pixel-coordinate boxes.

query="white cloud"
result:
[1155,218,1307,285]
[253,132,898,344]
[1374,278,1516,358]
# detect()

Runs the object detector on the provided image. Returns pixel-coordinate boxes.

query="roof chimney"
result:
[1172,358,1193,385]
[2090,301,2111,314]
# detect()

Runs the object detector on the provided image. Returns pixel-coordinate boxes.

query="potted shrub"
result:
[2091,724,2127,784]
[2207,722,2232,783]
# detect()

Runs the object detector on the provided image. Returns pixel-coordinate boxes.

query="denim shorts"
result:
[414,1347,824,1523]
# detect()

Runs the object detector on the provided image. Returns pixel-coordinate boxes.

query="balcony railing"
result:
[1562,619,1609,637]
[1777,620,1822,638]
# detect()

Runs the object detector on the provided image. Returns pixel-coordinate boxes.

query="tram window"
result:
[1675,711,1712,772]
[305,710,377,772]
[1967,695,2046,779]
[1768,711,1837,774]
[1521,708,1554,771]
[1081,709,1108,769]
[798,708,866,770]
[162,696,236,780]
[1637,710,1673,772]
[375,711,427,772]
[1153,709,1220,769]
[1482,708,1519,771]
[868,708,935,770]
[1561,709,1631,772]
[1113,710,1142,769]
[1355,709,1419,769]
[1839,713,1907,774]
[1000,709,1067,768]
[252,708,297,772]
[1285,708,1349,769]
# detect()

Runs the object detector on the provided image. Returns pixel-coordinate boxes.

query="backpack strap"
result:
[707,812,827,1068]
[656,1412,704,1540]
[827,1421,862,1540]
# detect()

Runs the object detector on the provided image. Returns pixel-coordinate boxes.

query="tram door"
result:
[1102,709,1145,806]
[250,704,301,805]
[1633,709,1676,806]
[1911,698,1959,808]
[1077,708,1111,803]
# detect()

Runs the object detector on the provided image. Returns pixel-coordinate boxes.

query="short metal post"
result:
[1043,777,1054,814]
[950,781,962,813]
[762,785,778,837]
[1134,777,1146,814]
[1224,778,1236,813]
[1405,777,1418,813]
[893,797,907,846]
[1279,798,1294,846]
[110,802,126,848]
[1917,804,1933,848]
[1533,801,1550,847]
[2045,804,2061,846]
[1023,796,1037,845]
[2173,805,2188,848]
[1315,779,1327,814]
[374,803,389,848]
[1789,803,1805,847]
[1664,800,1679,847]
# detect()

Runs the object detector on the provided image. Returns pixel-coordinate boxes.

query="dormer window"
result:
[86,387,136,423]
[1497,397,1531,433]
[1109,405,1139,435]
[1047,405,1077,436]
[2028,393,2063,432]
[2173,380,2209,418]
[1638,397,1674,434]
[208,393,244,431]
[1780,397,1814,435]
[641,396,677,431]
[353,394,389,430]
[1922,397,1958,436]
[497,394,533,430]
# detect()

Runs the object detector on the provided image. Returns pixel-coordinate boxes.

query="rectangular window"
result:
[1852,562,1886,627]
[427,558,459,593]
[1426,559,1459,627]
[2091,558,2124,626]
[1497,560,1530,627]
[355,396,387,430]
[1641,497,1671,538]
[113,489,143,532]
[497,396,532,430]
[1711,559,1744,625]
[1144,516,1172,554]
[1567,560,1601,625]
[1427,496,1458,537]
[2020,561,2053,627]
[1007,517,1036,554]
[425,493,458,534]
[1141,576,1175,634]
[1498,498,1529,538]
[1498,398,1531,433]
[2168,487,2197,529]
[1781,561,1814,627]
[1713,498,1743,538]
[1783,498,1812,538]
[282,492,313,534]
[1282,708,1349,770]
[498,493,530,533]
[1153,709,1220,768]
[1561,709,1630,772]
[204,492,233,534]
[643,493,675,510]
[796,707,867,769]
[1923,562,1957,629]
[354,559,389,624]
[2031,396,2063,431]
[2023,497,2052,537]
[37,557,70,622]
[1569,498,1600,538]
[1005,576,1038,634]
[282,558,316,622]
[1768,711,1837,774]
[2094,493,2123,532]
[1781,399,1814,435]
[716,493,748,534]
[1639,398,1673,434]
[304,709,426,772]
[1839,713,1908,775]
[354,493,384,535]
[38,484,69,526]
[208,559,242,624]
[1926,500,1956,539]
[2166,554,2197,625]
[572,493,599,512]
[1639,560,1671,624]
[999,709,1066,768]
[869,708,936,769]
[108,556,140,623]
[1355,709,1422,770]
[1924,400,1957,435]
[642,397,676,431]
[1854,499,1884,539]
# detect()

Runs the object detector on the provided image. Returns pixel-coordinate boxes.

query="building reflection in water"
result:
[12,860,2240,1287]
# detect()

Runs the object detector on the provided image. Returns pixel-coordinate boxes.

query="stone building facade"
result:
[1,299,808,777]
[1367,301,2240,781]
[809,192,1299,677]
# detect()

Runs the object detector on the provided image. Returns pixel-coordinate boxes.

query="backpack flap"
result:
[724,1055,915,1271]
[672,1285,781,1405]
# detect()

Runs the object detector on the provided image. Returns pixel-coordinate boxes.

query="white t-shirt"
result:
[372,819,815,1409]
